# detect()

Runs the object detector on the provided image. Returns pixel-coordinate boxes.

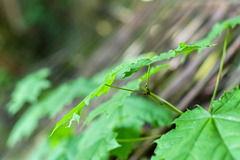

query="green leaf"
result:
[51,41,210,135]
[76,94,173,160]
[122,42,213,78]
[111,95,173,159]
[84,79,141,124]
[7,68,51,115]
[51,62,168,135]
[81,63,170,159]
[152,86,240,160]
[196,15,240,52]
[7,104,46,147]
[28,94,173,159]
[7,77,97,147]
[50,64,124,136]
[67,113,80,127]
[27,125,78,160]
[74,115,119,160]
[111,122,142,159]
[123,95,174,127]
[29,114,119,160]
[85,63,168,125]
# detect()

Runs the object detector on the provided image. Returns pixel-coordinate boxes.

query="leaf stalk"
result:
[140,85,183,115]
[148,93,183,115]
[116,134,163,143]
[105,84,145,94]
[208,27,230,113]
[146,64,151,90]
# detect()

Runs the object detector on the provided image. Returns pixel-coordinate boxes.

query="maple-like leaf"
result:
[7,68,51,115]
[152,86,240,160]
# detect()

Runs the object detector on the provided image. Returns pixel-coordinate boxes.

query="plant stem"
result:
[146,64,151,90]
[140,85,183,115]
[116,134,163,143]
[105,84,145,94]
[208,27,230,113]
[150,93,183,115]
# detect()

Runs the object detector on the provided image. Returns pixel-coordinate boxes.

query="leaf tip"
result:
[179,41,186,47]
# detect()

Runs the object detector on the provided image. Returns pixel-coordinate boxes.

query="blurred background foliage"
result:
[0,0,240,159]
